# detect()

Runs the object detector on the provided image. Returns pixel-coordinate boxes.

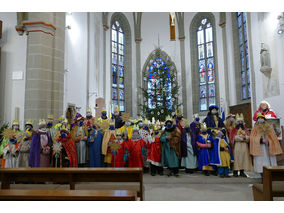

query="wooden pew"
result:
[252,166,284,201]
[0,168,144,201]
[0,189,137,201]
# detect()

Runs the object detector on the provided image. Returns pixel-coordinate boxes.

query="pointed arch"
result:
[190,12,220,115]
[110,12,132,114]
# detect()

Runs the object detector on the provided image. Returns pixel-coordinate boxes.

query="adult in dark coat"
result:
[203,105,225,136]
[189,114,201,156]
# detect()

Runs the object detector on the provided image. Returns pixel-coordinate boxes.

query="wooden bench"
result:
[252,166,284,201]
[0,168,144,200]
[0,189,137,201]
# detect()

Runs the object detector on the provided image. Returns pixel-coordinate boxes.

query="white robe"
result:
[3,143,18,168]
[253,144,277,173]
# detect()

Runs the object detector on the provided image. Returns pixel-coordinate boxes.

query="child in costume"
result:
[250,113,282,179]
[71,113,88,167]
[126,125,146,168]
[147,123,163,176]
[87,124,104,167]
[111,129,127,168]
[196,123,214,176]
[160,116,181,177]
[16,119,34,168]
[2,127,20,168]
[52,123,78,168]
[1,120,21,168]
[181,119,198,174]
[229,113,253,177]
[29,119,53,168]
[102,120,116,167]
[210,130,234,178]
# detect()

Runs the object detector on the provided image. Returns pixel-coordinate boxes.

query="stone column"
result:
[133,12,142,116]
[102,12,109,100]
[219,12,230,114]
[176,13,188,118]
[16,12,65,126]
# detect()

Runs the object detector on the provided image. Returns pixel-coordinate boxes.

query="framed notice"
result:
[267,118,282,141]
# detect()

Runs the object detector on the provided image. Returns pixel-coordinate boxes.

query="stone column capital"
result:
[16,21,56,36]
[135,38,142,43]
[219,21,226,28]
[103,24,109,31]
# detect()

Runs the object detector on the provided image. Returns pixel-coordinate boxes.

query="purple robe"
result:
[29,132,52,167]
[190,122,200,156]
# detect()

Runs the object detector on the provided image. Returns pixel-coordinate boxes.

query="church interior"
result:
[0,6,284,204]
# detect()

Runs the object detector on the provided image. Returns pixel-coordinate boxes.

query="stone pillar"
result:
[133,12,142,116]
[176,13,188,118]
[102,12,109,100]
[219,12,230,114]
[16,12,65,126]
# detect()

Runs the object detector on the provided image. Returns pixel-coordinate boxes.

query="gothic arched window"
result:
[196,18,216,111]
[111,21,125,112]
[237,12,251,100]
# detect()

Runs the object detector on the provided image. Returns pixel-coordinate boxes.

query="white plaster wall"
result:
[250,12,284,126]
[0,12,27,128]
[64,12,88,116]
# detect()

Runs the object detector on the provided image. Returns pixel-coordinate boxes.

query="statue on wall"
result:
[260,43,272,76]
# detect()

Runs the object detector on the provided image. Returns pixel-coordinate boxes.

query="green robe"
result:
[0,138,9,156]
[161,131,179,168]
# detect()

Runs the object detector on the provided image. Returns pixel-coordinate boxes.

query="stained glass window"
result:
[112,21,125,112]
[197,18,216,111]
[237,12,251,100]
[148,57,173,110]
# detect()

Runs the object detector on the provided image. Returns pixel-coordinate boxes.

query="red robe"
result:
[126,139,146,168]
[111,140,126,168]
[59,134,78,168]
[147,136,161,166]
[253,108,277,121]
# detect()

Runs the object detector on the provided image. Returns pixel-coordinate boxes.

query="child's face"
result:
[116,135,122,140]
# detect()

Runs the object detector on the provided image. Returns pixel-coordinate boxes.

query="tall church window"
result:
[111,21,125,112]
[237,12,251,100]
[197,18,216,111]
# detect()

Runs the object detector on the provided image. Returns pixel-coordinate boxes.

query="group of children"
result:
[0,101,282,179]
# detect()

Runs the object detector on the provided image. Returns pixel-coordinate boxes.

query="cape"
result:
[203,113,225,129]
[59,134,78,167]
[250,123,282,156]
[210,137,234,166]
[29,132,52,167]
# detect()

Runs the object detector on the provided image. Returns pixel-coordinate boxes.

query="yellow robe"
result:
[219,139,231,167]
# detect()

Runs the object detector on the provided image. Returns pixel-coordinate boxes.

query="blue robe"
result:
[210,137,234,166]
[197,134,214,170]
[87,130,104,167]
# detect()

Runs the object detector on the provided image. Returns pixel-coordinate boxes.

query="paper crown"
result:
[115,129,122,135]
[182,118,190,127]
[226,114,236,120]
[25,119,34,126]
[47,114,54,120]
[114,105,120,113]
[60,125,69,132]
[132,124,139,131]
[144,118,148,125]
[236,113,244,122]
[12,119,19,126]
[165,115,173,123]
[153,124,159,131]
[63,118,68,123]
[58,115,65,121]
[121,113,130,122]
[200,122,207,130]
[176,108,182,117]
[256,113,265,119]
[101,108,107,113]
[130,119,138,124]
[137,115,143,122]
[86,106,92,113]
[193,113,199,119]
[38,119,46,126]
[151,117,156,124]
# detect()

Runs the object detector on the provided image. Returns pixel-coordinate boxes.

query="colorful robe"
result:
[147,136,161,166]
[2,141,19,168]
[210,137,234,167]
[111,140,126,168]
[160,128,181,168]
[87,130,104,167]
[181,133,197,169]
[196,134,214,170]
[29,132,52,168]
[58,134,78,167]
[126,139,146,168]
